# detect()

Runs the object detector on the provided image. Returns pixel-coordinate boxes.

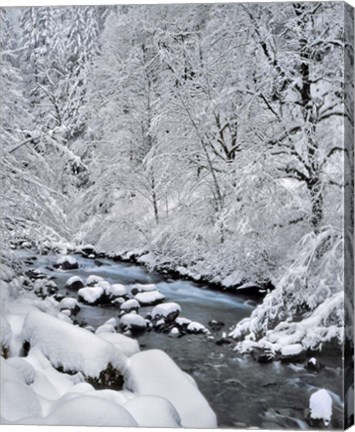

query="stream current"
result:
[17,250,344,429]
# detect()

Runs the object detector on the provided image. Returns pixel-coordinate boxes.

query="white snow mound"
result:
[309,388,333,426]
[22,310,127,378]
[126,349,217,428]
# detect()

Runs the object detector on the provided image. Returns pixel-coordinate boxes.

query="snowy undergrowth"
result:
[0,251,217,427]
[229,227,344,355]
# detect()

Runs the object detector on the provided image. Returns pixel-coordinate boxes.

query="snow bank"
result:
[124,395,181,427]
[98,333,140,358]
[135,290,165,305]
[22,310,127,378]
[126,349,217,428]
[309,389,333,426]
[44,395,137,426]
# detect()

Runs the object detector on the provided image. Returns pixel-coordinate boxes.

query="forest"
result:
[0,2,353,429]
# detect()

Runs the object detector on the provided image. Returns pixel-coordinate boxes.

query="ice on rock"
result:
[309,389,333,426]
[152,302,181,322]
[126,349,217,428]
[85,275,104,286]
[65,276,84,290]
[78,287,104,304]
[22,310,127,378]
[131,283,156,295]
[119,313,146,332]
[124,395,181,427]
[135,290,165,305]
[98,333,140,357]
[44,395,138,426]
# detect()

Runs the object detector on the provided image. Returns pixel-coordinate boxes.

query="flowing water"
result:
[17,250,344,429]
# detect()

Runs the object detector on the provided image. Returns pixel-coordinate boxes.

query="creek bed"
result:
[17,250,344,429]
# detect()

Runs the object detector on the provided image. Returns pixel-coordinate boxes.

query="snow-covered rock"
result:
[98,333,140,358]
[110,283,127,297]
[65,276,84,290]
[309,389,333,426]
[54,255,78,270]
[95,324,116,335]
[33,279,58,297]
[22,310,127,378]
[280,343,305,362]
[131,283,156,296]
[120,299,140,314]
[126,349,217,428]
[152,302,181,323]
[187,321,209,335]
[169,327,180,338]
[85,275,104,286]
[59,297,80,313]
[124,395,181,427]
[78,287,104,305]
[44,395,137,426]
[79,244,96,257]
[119,313,146,333]
[135,290,165,306]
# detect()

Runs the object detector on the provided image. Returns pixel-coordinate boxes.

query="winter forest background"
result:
[0,1,354,429]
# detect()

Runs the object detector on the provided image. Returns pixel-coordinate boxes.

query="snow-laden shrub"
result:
[230,226,344,353]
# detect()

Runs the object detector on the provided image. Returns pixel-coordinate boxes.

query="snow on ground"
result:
[309,389,333,426]
[126,349,217,428]
[123,395,181,427]
[98,333,140,358]
[134,290,165,305]
[42,395,138,426]
[280,344,303,357]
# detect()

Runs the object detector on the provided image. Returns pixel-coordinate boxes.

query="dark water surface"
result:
[17,250,344,429]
